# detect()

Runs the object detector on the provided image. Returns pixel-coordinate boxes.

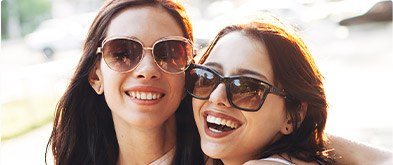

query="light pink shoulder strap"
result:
[260,157,294,165]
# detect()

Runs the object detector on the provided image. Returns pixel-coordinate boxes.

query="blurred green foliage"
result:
[1,97,57,141]
[1,1,10,39]
[1,0,51,40]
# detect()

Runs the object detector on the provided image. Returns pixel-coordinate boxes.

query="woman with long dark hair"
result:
[187,16,335,164]
[46,0,204,164]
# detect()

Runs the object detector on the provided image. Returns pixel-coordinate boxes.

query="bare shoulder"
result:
[327,134,392,164]
[244,159,285,165]
[244,159,319,165]
[244,155,318,165]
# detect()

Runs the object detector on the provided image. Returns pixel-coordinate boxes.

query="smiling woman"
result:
[188,16,334,164]
[46,0,204,164]
[187,12,393,164]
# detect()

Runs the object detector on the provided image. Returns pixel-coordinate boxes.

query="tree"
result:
[1,0,51,40]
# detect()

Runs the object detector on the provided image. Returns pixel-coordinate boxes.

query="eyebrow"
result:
[237,68,269,82]
[203,62,270,82]
[204,62,223,70]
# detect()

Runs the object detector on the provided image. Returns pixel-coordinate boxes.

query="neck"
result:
[221,155,252,165]
[221,159,245,165]
[114,114,177,165]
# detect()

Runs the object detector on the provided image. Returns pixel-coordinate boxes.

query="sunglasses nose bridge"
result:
[132,46,162,76]
[138,47,154,62]
[142,47,153,54]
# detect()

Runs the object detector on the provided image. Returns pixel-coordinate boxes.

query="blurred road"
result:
[1,41,81,165]
[1,123,53,165]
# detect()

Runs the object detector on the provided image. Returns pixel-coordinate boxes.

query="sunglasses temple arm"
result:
[270,87,287,97]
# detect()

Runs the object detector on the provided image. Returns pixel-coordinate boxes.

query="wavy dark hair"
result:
[199,16,334,164]
[45,0,204,164]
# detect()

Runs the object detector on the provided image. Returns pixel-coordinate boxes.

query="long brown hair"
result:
[46,0,204,164]
[199,16,334,164]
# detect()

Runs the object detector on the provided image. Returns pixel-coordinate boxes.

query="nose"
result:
[209,83,231,108]
[132,50,161,80]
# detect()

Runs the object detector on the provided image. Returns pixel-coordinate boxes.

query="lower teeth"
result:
[209,127,222,133]
[207,122,234,132]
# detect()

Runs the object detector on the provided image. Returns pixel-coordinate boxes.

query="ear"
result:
[280,102,308,135]
[297,102,308,127]
[89,61,104,95]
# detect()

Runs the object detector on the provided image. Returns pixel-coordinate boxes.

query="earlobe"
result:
[281,119,294,135]
[280,102,308,135]
[89,62,104,95]
[96,84,104,95]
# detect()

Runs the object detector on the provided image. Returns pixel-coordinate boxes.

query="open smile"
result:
[203,111,243,138]
[126,91,164,100]
[125,86,166,105]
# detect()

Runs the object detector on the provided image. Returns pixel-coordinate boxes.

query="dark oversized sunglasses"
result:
[185,64,287,111]
[96,36,195,74]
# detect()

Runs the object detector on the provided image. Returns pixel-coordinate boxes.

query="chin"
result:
[200,140,229,159]
[120,112,174,129]
[132,119,164,128]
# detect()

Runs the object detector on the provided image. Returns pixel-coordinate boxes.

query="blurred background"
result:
[1,0,392,164]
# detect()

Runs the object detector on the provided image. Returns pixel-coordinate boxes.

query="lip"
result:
[125,86,166,106]
[202,110,243,138]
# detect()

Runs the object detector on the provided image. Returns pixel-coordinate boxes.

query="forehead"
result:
[204,32,274,83]
[106,5,183,46]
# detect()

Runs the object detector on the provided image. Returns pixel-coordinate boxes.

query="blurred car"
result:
[195,38,210,50]
[24,12,95,59]
[197,0,307,39]
[339,0,392,26]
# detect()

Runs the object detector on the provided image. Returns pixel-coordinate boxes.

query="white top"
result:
[149,147,176,165]
[260,157,295,165]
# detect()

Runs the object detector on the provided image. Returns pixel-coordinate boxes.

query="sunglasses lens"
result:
[230,78,266,111]
[102,39,143,72]
[186,67,217,99]
[153,40,193,73]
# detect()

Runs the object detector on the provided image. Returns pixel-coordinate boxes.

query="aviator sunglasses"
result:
[185,64,288,111]
[96,36,195,74]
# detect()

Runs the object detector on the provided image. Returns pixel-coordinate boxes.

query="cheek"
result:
[100,60,119,88]
[192,99,206,125]
[101,73,125,110]
[244,96,288,134]
[247,113,284,133]
[101,70,123,93]
[262,95,287,121]
[192,99,206,135]
[241,112,285,151]
[192,98,204,115]
[168,74,185,97]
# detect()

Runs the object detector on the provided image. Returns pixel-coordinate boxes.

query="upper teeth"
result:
[129,91,162,100]
[206,115,238,129]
